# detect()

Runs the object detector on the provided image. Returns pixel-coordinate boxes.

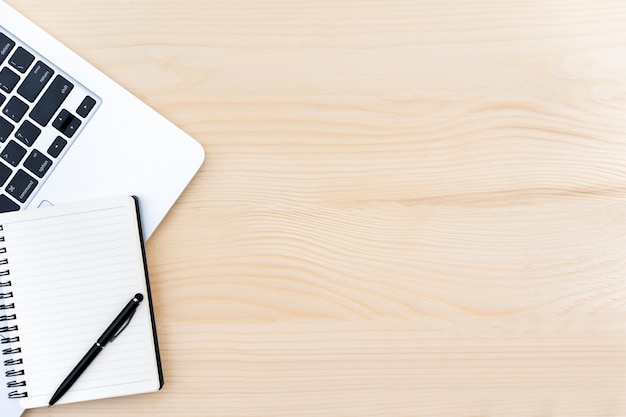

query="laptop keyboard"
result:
[0,27,100,212]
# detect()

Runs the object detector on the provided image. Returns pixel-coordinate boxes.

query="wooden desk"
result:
[9,0,626,415]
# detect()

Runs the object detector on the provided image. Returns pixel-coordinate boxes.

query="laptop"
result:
[0,3,204,415]
[0,1,205,240]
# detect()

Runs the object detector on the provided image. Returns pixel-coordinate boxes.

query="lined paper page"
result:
[2,196,160,409]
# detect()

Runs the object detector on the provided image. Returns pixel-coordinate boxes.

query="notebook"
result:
[0,195,163,409]
[0,1,205,240]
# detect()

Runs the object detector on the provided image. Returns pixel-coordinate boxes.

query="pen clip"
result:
[110,308,137,342]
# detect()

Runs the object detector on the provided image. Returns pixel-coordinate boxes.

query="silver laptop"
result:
[0,1,205,240]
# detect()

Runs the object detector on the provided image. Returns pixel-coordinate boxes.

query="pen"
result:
[49,293,144,406]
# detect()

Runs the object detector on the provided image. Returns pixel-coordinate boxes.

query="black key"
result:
[77,96,96,118]
[8,47,34,73]
[6,169,37,203]
[24,149,52,178]
[0,67,19,93]
[30,75,73,126]
[0,195,19,212]
[47,136,67,158]
[0,33,15,66]
[52,109,81,138]
[65,117,82,137]
[0,117,13,142]
[2,96,28,123]
[17,61,54,102]
[0,92,4,107]
[14,120,41,146]
[1,140,26,167]
[0,161,11,186]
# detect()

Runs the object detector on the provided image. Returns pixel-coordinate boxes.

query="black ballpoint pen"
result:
[49,293,144,406]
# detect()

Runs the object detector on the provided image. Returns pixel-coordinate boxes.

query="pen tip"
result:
[135,293,144,302]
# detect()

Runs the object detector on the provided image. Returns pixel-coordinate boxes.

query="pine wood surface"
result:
[8,0,626,416]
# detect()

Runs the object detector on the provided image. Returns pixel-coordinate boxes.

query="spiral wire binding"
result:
[0,225,27,399]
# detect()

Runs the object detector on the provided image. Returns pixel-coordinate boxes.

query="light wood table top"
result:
[9,0,626,416]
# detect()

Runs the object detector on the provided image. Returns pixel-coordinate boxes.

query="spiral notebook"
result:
[0,195,163,409]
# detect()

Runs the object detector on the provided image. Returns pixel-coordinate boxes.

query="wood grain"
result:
[6,0,626,415]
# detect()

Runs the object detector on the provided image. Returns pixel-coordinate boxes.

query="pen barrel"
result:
[49,343,102,405]
[73,344,102,377]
